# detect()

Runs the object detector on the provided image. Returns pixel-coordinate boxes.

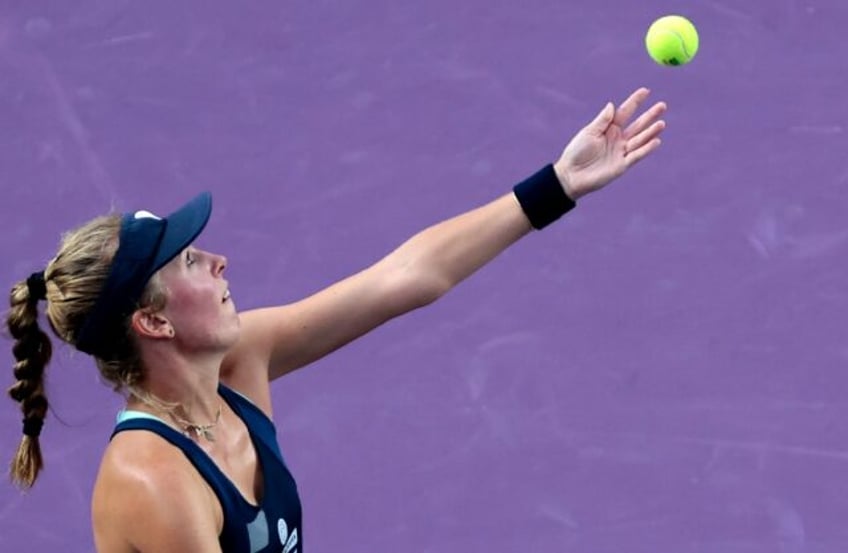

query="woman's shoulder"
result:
[95,429,206,503]
[92,432,221,548]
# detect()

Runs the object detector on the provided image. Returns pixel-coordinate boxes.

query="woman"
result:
[6,87,666,552]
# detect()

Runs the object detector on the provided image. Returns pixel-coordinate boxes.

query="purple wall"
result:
[1,1,847,551]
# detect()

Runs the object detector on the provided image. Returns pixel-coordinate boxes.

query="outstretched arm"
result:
[222,87,666,396]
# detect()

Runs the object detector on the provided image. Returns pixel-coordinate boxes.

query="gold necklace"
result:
[168,403,223,442]
[132,391,224,442]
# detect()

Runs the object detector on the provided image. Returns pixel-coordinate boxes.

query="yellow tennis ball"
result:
[645,15,699,66]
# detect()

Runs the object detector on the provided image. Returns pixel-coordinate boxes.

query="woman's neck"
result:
[128,348,226,428]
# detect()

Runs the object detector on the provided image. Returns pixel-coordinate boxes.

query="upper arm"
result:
[93,448,222,553]
[222,255,435,388]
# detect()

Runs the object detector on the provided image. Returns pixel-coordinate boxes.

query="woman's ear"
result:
[130,309,174,340]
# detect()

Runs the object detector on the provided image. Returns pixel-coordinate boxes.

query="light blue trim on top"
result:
[113,387,260,426]
[116,409,167,425]
[227,386,258,407]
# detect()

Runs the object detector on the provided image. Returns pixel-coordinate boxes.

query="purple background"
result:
[2,1,847,551]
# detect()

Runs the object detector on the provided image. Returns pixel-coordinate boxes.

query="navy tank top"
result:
[111,384,303,553]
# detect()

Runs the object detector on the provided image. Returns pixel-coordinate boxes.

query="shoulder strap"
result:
[111,417,244,509]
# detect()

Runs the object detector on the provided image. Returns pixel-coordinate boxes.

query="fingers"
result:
[623,101,667,139]
[626,119,666,153]
[612,87,668,167]
[625,120,665,166]
[625,137,662,166]
[613,87,651,127]
[588,102,615,135]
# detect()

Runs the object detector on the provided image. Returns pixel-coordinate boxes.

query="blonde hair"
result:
[6,215,166,488]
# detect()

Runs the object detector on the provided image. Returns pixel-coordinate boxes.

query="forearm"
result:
[386,192,534,303]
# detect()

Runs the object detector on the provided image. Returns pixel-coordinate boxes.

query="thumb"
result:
[588,101,615,134]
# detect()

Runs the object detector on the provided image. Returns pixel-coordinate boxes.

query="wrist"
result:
[512,164,577,230]
[552,162,580,200]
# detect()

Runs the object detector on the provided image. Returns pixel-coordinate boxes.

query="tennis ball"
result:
[645,15,699,66]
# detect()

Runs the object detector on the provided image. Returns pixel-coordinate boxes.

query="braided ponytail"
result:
[5,215,167,488]
[6,276,53,488]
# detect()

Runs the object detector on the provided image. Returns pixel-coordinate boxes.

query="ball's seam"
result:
[668,28,692,59]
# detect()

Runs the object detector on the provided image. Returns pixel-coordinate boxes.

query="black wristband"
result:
[512,164,576,229]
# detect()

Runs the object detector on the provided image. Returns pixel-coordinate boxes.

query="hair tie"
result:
[22,416,44,438]
[26,271,47,302]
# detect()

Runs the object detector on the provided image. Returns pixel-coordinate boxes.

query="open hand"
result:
[554,88,667,200]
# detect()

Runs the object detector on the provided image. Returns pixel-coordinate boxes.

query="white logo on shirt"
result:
[277,518,299,553]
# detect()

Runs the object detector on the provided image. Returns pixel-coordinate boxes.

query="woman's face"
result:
[155,245,240,352]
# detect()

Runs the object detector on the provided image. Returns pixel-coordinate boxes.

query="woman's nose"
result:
[213,254,227,276]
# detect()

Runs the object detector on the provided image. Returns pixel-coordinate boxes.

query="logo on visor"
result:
[133,210,162,220]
